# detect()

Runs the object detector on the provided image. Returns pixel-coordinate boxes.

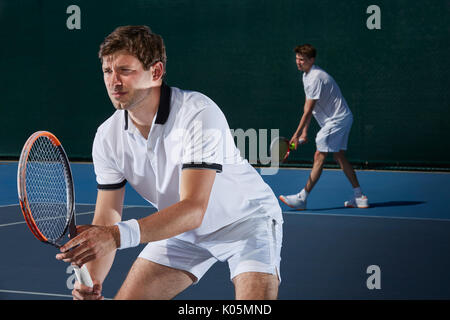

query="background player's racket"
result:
[17,131,93,287]
[270,137,305,163]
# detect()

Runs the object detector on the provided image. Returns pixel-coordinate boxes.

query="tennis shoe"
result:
[279,194,306,210]
[344,195,369,208]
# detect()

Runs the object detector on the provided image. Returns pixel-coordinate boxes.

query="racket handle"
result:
[73,264,94,287]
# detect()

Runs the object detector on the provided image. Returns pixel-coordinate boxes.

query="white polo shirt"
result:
[92,83,282,243]
[302,65,352,127]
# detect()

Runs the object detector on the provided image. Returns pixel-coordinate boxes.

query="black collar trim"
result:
[124,82,171,130]
[155,82,171,125]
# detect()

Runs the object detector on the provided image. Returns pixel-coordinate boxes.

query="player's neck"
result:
[303,64,314,74]
[128,85,161,139]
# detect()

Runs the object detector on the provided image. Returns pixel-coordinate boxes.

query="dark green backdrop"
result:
[1,0,449,168]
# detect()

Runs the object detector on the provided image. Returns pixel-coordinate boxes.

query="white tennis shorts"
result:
[316,116,353,153]
[138,214,283,284]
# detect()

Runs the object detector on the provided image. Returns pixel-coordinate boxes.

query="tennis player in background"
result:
[56,25,283,300]
[279,44,369,210]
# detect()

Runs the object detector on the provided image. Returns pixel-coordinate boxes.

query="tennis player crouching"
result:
[55,25,283,300]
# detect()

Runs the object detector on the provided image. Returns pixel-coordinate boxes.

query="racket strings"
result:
[278,142,289,160]
[270,138,289,164]
[25,136,71,242]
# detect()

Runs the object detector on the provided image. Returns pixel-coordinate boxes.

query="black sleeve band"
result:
[97,179,127,190]
[182,162,222,173]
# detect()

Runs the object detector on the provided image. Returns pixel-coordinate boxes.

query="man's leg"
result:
[333,150,360,188]
[115,258,196,299]
[334,150,369,208]
[279,150,327,209]
[233,272,279,300]
[305,150,328,192]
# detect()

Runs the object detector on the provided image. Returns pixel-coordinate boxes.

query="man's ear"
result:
[152,61,164,81]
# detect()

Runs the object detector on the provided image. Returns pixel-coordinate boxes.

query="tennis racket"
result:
[17,131,93,287]
[269,137,291,163]
[269,137,305,163]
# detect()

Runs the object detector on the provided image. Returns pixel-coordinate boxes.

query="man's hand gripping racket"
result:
[289,135,307,151]
[17,131,94,288]
[270,136,306,163]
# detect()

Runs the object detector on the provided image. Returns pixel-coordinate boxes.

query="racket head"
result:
[17,131,75,247]
[270,137,291,164]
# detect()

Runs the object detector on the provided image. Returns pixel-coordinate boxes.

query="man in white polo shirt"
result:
[55,25,283,300]
[279,44,369,210]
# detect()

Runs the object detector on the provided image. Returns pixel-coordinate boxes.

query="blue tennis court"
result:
[1,161,449,299]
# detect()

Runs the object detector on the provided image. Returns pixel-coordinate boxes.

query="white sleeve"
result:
[92,130,127,189]
[181,104,225,172]
[304,78,322,100]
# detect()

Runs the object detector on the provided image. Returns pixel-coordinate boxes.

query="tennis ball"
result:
[290,142,295,149]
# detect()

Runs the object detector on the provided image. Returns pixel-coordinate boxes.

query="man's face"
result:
[102,51,154,111]
[295,53,315,73]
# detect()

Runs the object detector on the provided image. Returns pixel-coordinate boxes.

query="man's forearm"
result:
[137,199,205,244]
[85,251,116,285]
[135,169,214,245]
[86,212,120,284]
[86,189,124,284]
[295,109,313,137]
[300,112,313,135]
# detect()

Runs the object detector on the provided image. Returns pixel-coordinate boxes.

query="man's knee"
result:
[115,258,195,299]
[233,272,279,300]
[314,151,327,165]
[333,150,347,163]
[333,151,342,161]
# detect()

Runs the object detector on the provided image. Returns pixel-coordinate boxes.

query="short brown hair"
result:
[294,44,316,59]
[98,25,167,71]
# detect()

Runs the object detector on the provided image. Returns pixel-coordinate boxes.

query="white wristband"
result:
[115,219,141,250]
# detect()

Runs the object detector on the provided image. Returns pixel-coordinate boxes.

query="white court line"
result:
[283,211,450,222]
[1,202,154,208]
[0,204,155,228]
[0,204,21,208]
[0,288,112,300]
[257,166,450,174]
[0,289,73,298]
[0,211,95,228]
[2,202,447,224]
